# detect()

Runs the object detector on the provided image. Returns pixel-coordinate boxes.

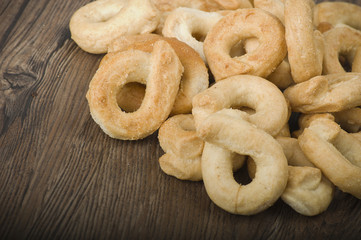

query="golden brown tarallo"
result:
[284,0,324,83]
[203,8,287,81]
[158,114,204,181]
[198,109,288,215]
[69,0,159,54]
[247,137,334,216]
[276,137,334,216]
[192,75,289,136]
[298,118,361,199]
[323,25,361,74]
[86,40,183,140]
[284,73,361,113]
[157,114,245,181]
[108,34,209,115]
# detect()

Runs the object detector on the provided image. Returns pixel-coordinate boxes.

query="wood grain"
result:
[1,0,361,239]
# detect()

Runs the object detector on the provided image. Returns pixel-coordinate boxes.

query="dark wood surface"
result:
[1,0,361,239]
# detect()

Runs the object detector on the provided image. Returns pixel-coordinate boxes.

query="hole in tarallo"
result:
[233,156,253,185]
[338,53,352,72]
[192,32,206,42]
[117,82,146,113]
[230,38,259,58]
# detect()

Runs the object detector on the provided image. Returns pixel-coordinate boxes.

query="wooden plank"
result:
[0,0,361,239]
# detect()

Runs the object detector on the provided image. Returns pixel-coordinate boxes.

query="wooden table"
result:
[1,0,360,239]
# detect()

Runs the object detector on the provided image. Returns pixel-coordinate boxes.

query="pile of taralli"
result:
[70,0,361,216]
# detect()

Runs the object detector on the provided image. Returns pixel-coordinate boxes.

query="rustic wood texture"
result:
[1,0,361,239]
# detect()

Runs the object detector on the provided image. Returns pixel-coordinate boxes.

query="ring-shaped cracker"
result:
[158,114,245,181]
[69,0,159,54]
[86,40,183,140]
[298,118,361,199]
[158,114,204,181]
[199,110,288,215]
[277,137,334,216]
[313,2,361,31]
[192,75,289,136]
[108,33,209,115]
[248,137,334,216]
[284,0,324,83]
[159,115,204,159]
[323,26,361,74]
[282,166,334,216]
[203,8,287,81]
[284,73,361,113]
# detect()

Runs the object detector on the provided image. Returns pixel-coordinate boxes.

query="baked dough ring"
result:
[313,2,361,31]
[108,33,209,115]
[162,7,224,63]
[282,166,334,216]
[247,164,333,217]
[199,109,288,215]
[277,137,334,216]
[323,25,361,74]
[248,137,334,216]
[158,114,245,181]
[283,73,361,113]
[298,118,361,199]
[203,8,287,81]
[284,0,324,83]
[86,40,183,140]
[158,114,204,181]
[192,75,289,136]
[159,115,203,159]
[69,0,159,54]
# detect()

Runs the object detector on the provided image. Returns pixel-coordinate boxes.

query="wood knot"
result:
[3,68,37,89]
